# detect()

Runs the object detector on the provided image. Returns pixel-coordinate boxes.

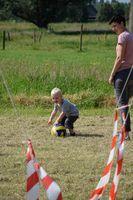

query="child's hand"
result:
[54,121,59,126]
[48,118,52,125]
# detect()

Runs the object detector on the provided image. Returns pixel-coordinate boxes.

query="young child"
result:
[48,87,79,136]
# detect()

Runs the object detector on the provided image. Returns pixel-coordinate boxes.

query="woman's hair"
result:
[51,87,62,96]
[109,15,126,27]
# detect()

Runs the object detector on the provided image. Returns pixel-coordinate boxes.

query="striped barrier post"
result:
[34,163,63,200]
[109,114,126,200]
[26,139,40,200]
[26,139,63,200]
[89,111,118,200]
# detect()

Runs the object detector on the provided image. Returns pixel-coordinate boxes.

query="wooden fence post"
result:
[33,29,36,43]
[80,24,83,51]
[38,29,43,43]
[7,31,11,41]
[3,30,6,50]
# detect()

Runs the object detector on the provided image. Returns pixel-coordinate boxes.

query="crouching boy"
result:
[48,87,79,136]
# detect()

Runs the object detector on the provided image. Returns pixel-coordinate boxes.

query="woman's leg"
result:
[114,70,131,132]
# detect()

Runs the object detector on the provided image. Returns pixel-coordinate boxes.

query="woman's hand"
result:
[109,75,114,84]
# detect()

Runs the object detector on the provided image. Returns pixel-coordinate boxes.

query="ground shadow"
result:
[0,153,15,156]
[75,133,104,138]
[53,30,113,35]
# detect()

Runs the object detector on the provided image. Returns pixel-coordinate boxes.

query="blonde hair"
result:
[51,87,62,97]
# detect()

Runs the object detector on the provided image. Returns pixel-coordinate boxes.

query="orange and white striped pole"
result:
[109,113,126,200]
[89,111,118,200]
[26,139,40,200]
[34,163,63,200]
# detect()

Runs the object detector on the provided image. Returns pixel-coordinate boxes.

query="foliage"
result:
[97,3,114,22]
[129,0,133,32]
[65,3,83,23]
[112,2,126,17]
[97,2,130,22]
[0,0,90,28]
[0,0,13,20]
[0,0,130,27]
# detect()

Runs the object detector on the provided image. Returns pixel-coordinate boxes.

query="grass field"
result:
[0,21,117,109]
[0,111,133,200]
[0,21,133,200]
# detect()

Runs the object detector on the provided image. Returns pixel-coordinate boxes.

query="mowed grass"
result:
[0,112,133,200]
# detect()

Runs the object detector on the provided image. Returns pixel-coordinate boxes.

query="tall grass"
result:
[50,22,111,32]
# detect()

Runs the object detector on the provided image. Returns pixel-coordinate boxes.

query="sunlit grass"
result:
[0,111,132,199]
[0,21,37,31]
[0,21,117,109]
[0,22,132,200]
[50,22,111,32]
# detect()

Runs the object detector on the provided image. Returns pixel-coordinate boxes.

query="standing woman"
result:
[109,15,133,140]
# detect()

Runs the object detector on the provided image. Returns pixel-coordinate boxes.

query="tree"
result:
[11,0,89,28]
[0,0,13,20]
[65,2,83,22]
[129,0,133,32]
[97,1,129,22]
[97,3,113,22]
[112,2,125,16]
[11,0,65,28]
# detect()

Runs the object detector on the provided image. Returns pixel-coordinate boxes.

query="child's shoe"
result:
[70,132,75,136]
[125,132,131,141]
[69,129,76,136]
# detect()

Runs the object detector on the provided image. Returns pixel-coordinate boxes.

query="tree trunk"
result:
[129,0,133,32]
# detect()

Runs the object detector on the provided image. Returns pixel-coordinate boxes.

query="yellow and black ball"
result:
[51,125,66,137]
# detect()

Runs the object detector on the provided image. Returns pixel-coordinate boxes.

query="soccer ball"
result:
[51,124,66,137]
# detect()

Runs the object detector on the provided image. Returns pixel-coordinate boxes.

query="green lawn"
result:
[0,22,132,200]
[0,21,117,109]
